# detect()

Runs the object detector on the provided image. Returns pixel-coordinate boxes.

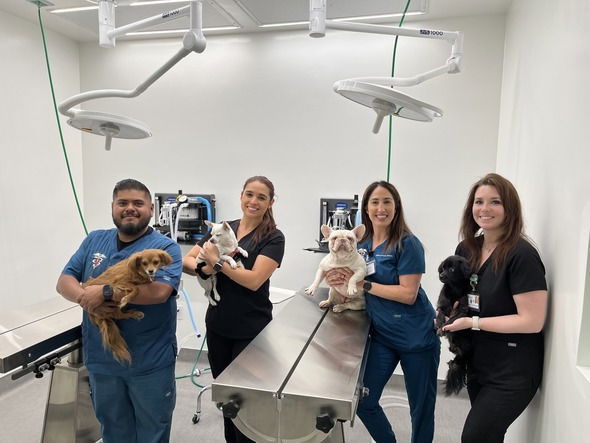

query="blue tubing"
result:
[181,287,201,338]
[187,196,213,227]
[355,207,362,227]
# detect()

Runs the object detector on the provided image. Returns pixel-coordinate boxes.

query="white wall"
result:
[0,10,83,311]
[74,14,505,372]
[497,1,590,441]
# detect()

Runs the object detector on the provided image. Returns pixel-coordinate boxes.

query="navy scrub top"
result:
[360,234,438,352]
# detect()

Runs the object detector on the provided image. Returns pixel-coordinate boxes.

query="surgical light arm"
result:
[309,0,464,132]
[322,21,463,84]
[58,1,206,150]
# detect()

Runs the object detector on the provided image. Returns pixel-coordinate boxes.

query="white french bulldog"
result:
[197,220,248,306]
[305,224,367,312]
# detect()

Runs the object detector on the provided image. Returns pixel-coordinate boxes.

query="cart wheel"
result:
[192,413,200,424]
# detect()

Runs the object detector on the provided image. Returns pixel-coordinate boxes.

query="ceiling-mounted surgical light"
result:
[309,0,463,133]
[59,0,207,150]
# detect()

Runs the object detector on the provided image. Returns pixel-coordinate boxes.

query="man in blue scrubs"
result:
[57,179,182,443]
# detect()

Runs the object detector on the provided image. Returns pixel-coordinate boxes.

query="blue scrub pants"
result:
[357,338,440,443]
[88,364,176,443]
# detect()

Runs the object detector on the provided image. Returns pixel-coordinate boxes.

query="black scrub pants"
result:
[207,329,256,443]
[461,332,543,443]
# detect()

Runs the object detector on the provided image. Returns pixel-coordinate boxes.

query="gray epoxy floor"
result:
[0,350,470,443]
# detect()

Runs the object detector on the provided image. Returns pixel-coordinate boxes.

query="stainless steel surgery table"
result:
[0,297,100,443]
[0,297,82,373]
[212,288,371,443]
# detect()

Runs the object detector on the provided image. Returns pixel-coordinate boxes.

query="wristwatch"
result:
[213,261,224,273]
[102,284,114,302]
[472,316,480,331]
[362,281,373,292]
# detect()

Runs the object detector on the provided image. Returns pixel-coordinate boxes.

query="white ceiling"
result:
[1,0,512,43]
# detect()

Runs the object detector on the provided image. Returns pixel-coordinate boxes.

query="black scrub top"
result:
[199,219,285,339]
[456,236,547,342]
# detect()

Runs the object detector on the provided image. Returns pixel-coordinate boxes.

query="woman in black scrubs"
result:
[442,173,547,443]
[183,176,285,443]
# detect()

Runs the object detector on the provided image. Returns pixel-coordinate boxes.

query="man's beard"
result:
[113,214,150,236]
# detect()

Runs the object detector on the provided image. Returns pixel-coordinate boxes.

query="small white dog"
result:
[197,221,248,306]
[305,224,367,312]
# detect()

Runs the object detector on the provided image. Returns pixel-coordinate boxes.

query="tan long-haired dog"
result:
[82,249,173,363]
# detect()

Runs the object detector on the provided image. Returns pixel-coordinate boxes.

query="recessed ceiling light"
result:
[332,11,425,22]
[50,6,98,14]
[259,21,309,28]
[260,11,425,29]
[129,1,186,6]
[125,26,240,36]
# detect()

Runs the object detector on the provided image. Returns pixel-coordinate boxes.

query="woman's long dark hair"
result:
[242,176,277,244]
[360,181,413,251]
[460,173,525,271]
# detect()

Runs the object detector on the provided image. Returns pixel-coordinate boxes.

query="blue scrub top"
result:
[62,228,182,376]
[360,234,438,352]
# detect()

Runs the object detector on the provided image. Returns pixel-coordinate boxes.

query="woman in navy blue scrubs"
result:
[329,181,440,443]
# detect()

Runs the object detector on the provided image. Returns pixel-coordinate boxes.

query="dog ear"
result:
[222,221,231,231]
[320,224,332,240]
[352,224,365,240]
[204,220,213,228]
[128,254,143,276]
[159,251,172,266]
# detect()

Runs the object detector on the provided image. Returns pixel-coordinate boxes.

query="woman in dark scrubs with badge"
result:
[328,181,440,443]
[442,173,547,443]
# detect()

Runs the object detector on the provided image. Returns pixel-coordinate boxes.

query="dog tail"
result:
[96,318,131,364]
[444,356,467,396]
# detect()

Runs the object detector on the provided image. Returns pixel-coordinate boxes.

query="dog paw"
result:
[208,299,217,306]
[332,304,346,313]
[347,287,358,296]
[304,287,315,296]
[319,300,330,309]
[229,262,238,269]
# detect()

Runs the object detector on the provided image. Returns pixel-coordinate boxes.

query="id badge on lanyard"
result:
[468,273,480,313]
[358,248,376,276]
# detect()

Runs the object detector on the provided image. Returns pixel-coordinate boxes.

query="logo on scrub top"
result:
[91,253,107,269]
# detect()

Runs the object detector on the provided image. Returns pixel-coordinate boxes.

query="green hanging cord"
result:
[37,6,88,236]
[386,0,412,182]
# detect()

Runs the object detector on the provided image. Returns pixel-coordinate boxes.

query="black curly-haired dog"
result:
[435,255,473,395]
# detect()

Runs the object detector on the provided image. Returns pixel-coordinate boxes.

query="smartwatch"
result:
[102,284,114,302]
[362,281,373,292]
[213,261,224,273]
